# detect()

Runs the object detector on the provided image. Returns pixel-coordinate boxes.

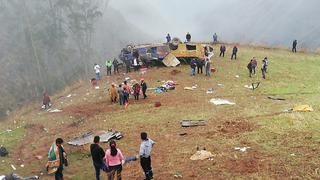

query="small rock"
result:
[35,155,43,160]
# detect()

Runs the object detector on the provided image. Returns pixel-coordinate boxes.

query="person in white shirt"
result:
[94,63,101,80]
[139,132,155,180]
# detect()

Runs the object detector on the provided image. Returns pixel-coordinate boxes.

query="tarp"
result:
[68,131,122,146]
[162,53,180,67]
[190,150,214,160]
[293,105,313,112]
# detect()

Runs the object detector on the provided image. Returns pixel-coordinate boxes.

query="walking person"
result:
[231,46,238,60]
[261,57,268,79]
[133,82,141,100]
[141,79,148,99]
[113,58,119,74]
[190,58,197,76]
[46,138,67,180]
[105,140,124,180]
[219,45,226,57]
[140,132,155,180]
[205,57,211,77]
[106,59,113,76]
[91,136,107,180]
[94,63,101,80]
[109,83,118,103]
[196,58,203,74]
[292,40,298,53]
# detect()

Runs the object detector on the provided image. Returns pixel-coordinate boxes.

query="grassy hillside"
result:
[0,44,320,179]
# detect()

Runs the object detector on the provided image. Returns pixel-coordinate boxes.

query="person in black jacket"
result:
[141,79,148,99]
[196,58,203,74]
[219,45,226,57]
[90,136,107,180]
[292,40,297,53]
[186,32,191,42]
[231,46,238,60]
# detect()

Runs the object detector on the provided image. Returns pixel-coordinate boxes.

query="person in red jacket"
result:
[133,83,141,100]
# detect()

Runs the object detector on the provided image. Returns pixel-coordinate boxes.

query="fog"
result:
[0,0,318,118]
[111,0,320,49]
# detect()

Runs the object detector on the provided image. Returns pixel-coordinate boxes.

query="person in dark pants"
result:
[205,57,211,77]
[90,136,107,180]
[292,40,297,53]
[231,46,238,60]
[113,58,119,74]
[190,58,197,76]
[261,57,268,79]
[166,33,171,43]
[186,32,191,42]
[105,140,124,180]
[141,79,147,99]
[251,57,257,75]
[123,87,129,105]
[133,83,141,100]
[125,60,131,73]
[118,84,124,105]
[196,58,203,74]
[55,138,66,180]
[139,132,155,180]
[219,45,226,57]
[247,60,253,78]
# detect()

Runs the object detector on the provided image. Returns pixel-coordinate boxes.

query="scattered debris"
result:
[179,133,188,136]
[184,85,197,91]
[206,88,214,94]
[125,77,130,81]
[0,146,8,157]
[190,150,214,160]
[155,80,177,93]
[235,75,240,78]
[47,108,62,113]
[66,94,72,98]
[1,173,39,180]
[68,131,123,146]
[20,164,24,168]
[11,164,16,170]
[217,84,224,87]
[268,96,285,101]
[211,68,216,73]
[35,155,43,160]
[0,129,12,135]
[293,105,313,112]
[170,69,181,75]
[173,172,183,178]
[95,86,100,90]
[244,82,260,90]
[209,98,235,105]
[181,120,206,127]
[163,53,180,67]
[154,102,162,107]
[235,147,251,152]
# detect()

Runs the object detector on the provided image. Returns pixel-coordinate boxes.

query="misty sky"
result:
[109,0,320,49]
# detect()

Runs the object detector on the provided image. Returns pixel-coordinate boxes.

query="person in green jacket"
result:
[105,59,113,76]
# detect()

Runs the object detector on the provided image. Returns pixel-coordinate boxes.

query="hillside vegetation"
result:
[0,44,320,179]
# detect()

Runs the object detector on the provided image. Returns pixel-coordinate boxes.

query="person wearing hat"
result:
[133,82,141,100]
[140,79,147,99]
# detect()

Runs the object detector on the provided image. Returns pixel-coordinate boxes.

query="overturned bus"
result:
[119,41,214,67]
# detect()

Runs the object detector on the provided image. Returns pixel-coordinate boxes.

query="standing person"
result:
[196,58,203,74]
[190,58,197,76]
[166,33,171,43]
[140,132,155,180]
[251,57,257,75]
[231,46,238,60]
[46,138,67,180]
[292,40,297,53]
[186,32,191,42]
[109,84,118,103]
[219,45,226,57]
[247,60,253,78]
[105,59,113,76]
[141,79,148,99]
[113,58,119,74]
[125,59,131,73]
[94,63,101,80]
[105,140,124,180]
[90,136,107,180]
[42,92,51,109]
[133,50,140,71]
[133,82,141,100]
[261,57,268,79]
[118,84,124,105]
[123,87,129,106]
[205,57,211,77]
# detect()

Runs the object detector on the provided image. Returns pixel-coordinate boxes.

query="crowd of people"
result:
[247,57,269,79]
[47,132,155,180]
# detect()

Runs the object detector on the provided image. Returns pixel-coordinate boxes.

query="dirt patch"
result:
[222,149,267,174]
[217,120,255,136]
[170,69,181,75]
[63,101,120,118]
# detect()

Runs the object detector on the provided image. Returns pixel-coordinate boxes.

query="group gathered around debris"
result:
[46,132,155,180]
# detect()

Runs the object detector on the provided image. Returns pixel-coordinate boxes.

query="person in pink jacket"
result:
[105,140,124,180]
